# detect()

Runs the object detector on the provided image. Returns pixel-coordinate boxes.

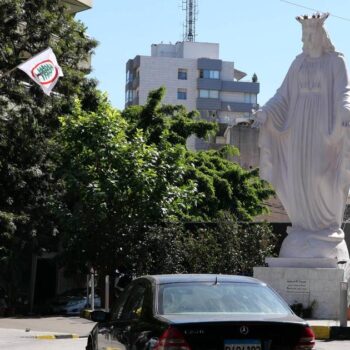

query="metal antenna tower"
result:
[182,0,198,42]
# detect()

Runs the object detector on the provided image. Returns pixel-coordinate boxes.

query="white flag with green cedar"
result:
[18,47,63,96]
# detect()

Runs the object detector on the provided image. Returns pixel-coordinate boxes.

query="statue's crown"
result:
[296,12,329,27]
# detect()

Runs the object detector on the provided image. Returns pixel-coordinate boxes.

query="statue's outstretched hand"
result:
[251,109,267,128]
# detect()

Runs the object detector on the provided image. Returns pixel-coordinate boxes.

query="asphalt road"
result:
[0,316,349,350]
[316,340,350,349]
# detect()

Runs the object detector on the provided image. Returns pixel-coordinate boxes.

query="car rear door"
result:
[110,279,161,350]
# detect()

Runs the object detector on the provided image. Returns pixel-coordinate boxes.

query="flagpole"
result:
[1,48,54,79]
[0,49,43,78]
[0,65,19,77]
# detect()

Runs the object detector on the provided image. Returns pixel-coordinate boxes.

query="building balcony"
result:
[197,79,260,95]
[197,58,222,71]
[125,96,139,108]
[221,81,260,94]
[197,78,222,90]
[77,52,92,71]
[221,101,257,113]
[132,77,140,89]
[125,77,140,90]
[196,98,221,110]
[217,115,236,125]
[60,0,92,14]
[197,99,257,114]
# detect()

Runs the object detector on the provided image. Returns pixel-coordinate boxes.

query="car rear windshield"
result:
[158,282,290,315]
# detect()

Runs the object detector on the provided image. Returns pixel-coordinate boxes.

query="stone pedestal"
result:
[254,264,350,319]
[266,257,338,268]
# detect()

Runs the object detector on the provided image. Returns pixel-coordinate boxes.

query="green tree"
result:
[57,95,199,275]
[0,0,97,305]
[123,87,273,221]
[58,88,274,278]
[131,220,276,277]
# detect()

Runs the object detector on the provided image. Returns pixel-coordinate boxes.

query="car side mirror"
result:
[90,310,111,323]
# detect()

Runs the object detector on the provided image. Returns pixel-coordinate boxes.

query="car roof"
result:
[140,274,266,286]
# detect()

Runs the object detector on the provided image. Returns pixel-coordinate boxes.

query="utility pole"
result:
[182,0,198,42]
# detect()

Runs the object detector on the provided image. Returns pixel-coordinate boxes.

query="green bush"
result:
[128,218,277,276]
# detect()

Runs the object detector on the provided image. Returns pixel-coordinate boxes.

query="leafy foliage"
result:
[0,0,275,304]
[57,95,200,273]
[0,0,97,302]
[123,87,273,221]
[108,220,277,277]
[58,88,274,277]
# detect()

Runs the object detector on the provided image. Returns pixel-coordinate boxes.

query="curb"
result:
[311,325,350,340]
[80,308,108,321]
[311,326,330,340]
[80,309,93,320]
[330,326,350,340]
[35,334,87,340]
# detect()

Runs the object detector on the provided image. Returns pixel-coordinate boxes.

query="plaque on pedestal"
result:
[254,264,350,319]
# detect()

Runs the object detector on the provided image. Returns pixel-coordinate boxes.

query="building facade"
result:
[61,0,92,14]
[125,41,260,163]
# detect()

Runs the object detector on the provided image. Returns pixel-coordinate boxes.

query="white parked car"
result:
[50,288,101,315]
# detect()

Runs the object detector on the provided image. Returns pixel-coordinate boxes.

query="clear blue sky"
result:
[77,0,350,110]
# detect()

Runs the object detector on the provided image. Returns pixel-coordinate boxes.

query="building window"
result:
[244,93,257,104]
[199,69,220,79]
[199,89,209,98]
[244,93,251,103]
[178,68,187,80]
[177,88,187,100]
[126,89,134,103]
[126,70,133,83]
[199,89,219,99]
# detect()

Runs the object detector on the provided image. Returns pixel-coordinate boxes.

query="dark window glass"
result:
[120,284,146,320]
[199,69,220,79]
[199,89,219,99]
[177,89,187,100]
[178,69,187,80]
[112,283,134,320]
[158,282,290,315]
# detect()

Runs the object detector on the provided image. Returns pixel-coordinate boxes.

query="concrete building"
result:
[61,0,92,14]
[125,41,260,165]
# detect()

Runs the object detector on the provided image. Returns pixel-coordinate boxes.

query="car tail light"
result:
[154,326,191,350]
[294,326,315,350]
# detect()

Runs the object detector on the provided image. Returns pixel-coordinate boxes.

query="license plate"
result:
[224,339,261,350]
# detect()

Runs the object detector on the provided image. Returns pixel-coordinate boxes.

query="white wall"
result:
[181,42,219,59]
[150,42,220,60]
[221,61,235,80]
[151,44,177,58]
[138,56,198,111]
[220,91,245,103]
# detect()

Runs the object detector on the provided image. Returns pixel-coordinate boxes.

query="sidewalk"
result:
[307,319,350,340]
[0,316,95,336]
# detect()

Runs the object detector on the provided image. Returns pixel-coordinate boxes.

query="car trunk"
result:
[156,314,309,350]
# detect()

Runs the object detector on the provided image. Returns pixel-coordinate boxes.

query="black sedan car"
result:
[87,274,315,350]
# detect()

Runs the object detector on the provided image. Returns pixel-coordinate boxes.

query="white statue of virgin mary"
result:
[254,13,350,262]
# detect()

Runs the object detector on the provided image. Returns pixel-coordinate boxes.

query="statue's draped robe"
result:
[260,52,350,247]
